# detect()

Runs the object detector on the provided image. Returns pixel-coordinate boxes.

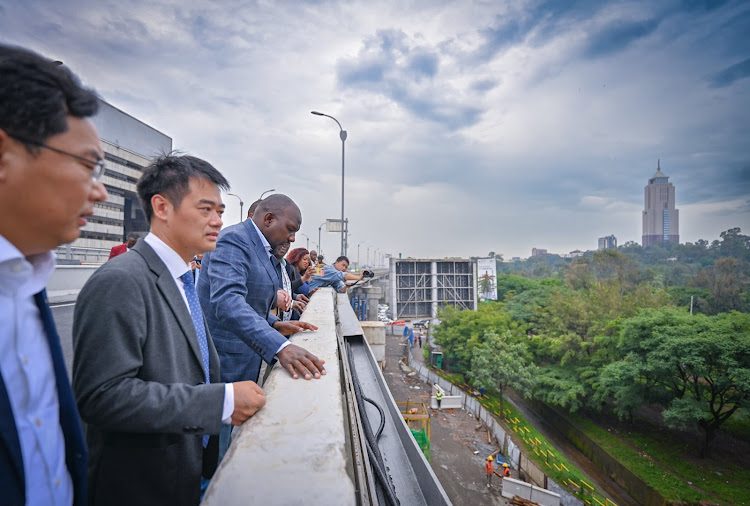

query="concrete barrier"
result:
[359,321,385,367]
[202,288,355,505]
[47,264,99,303]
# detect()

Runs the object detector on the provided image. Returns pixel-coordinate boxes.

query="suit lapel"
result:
[133,242,206,375]
[0,370,24,489]
[244,220,280,285]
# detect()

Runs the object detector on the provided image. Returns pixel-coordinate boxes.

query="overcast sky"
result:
[2,0,748,260]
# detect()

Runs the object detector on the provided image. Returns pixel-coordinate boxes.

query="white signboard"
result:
[326,219,344,233]
[476,257,498,301]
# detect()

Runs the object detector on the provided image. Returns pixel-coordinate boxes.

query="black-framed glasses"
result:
[7,134,106,182]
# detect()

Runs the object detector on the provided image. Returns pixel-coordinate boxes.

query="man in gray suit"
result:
[73,154,266,506]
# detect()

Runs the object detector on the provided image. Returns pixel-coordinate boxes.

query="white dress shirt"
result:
[0,234,73,506]
[143,233,234,423]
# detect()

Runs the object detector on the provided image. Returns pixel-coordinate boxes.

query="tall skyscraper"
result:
[642,160,679,247]
[598,235,617,250]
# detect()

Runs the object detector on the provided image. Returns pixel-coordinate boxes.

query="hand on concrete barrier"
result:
[231,381,266,425]
[276,289,292,311]
[273,320,318,336]
[276,343,326,380]
[292,300,306,315]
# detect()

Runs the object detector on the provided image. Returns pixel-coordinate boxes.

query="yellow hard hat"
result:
[487,456,493,461]
[502,462,509,468]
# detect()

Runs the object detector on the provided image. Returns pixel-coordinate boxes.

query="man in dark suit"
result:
[0,44,108,506]
[73,154,266,506]
[107,232,139,259]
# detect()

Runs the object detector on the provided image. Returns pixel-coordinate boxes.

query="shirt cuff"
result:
[275,340,292,357]
[222,383,234,424]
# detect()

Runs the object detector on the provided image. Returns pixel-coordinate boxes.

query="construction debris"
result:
[509,496,539,505]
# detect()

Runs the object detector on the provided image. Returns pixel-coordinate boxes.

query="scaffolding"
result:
[390,258,477,319]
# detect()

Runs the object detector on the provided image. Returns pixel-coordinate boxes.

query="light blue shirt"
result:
[0,234,73,506]
[308,264,346,292]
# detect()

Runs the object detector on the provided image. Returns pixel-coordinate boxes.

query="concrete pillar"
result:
[431,261,438,319]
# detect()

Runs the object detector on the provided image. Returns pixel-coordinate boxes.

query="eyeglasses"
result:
[8,134,106,182]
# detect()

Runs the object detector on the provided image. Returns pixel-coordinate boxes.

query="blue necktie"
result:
[179,271,210,447]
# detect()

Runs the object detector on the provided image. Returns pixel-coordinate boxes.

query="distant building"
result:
[569,249,584,258]
[531,248,548,257]
[598,235,618,250]
[57,99,172,261]
[642,160,679,247]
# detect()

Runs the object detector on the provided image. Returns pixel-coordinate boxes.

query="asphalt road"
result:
[50,302,75,380]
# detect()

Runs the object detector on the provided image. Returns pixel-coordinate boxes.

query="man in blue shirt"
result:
[308,255,365,293]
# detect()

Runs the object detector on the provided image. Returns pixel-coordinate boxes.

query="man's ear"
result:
[151,194,172,222]
[263,212,274,227]
[0,129,15,183]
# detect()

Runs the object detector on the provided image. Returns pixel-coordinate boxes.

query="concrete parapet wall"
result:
[47,264,100,303]
[203,288,355,505]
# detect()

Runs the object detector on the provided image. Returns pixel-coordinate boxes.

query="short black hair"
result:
[136,153,230,222]
[336,256,350,264]
[0,44,99,152]
[126,232,140,240]
[247,199,262,217]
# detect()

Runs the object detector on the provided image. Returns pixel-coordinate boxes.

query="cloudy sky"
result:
[2,0,749,260]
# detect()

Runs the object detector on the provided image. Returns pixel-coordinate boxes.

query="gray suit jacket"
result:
[198,219,287,383]
[72,240,225,506]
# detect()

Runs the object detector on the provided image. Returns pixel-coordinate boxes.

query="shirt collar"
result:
[0,234,56,295]
[249,218,272,255]
[143,233,191,279]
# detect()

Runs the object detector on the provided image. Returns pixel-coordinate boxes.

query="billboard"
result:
[476,257,497,301]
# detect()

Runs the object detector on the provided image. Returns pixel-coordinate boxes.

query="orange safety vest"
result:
[503,467,511,477]
[485,461,493,475]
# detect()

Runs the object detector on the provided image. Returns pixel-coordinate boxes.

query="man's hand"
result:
[190,260,200,271]
[275,289,292,311]
[292,299,306,315]
[295,294,310,303]
[277,343,326,380]
[273,320,318,336]
[231,381,266,425]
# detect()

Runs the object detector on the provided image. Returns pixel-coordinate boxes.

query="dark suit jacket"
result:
[107,243,127,259]
[197,219,287,383]
[0,290,87,506]
[72,240,225,506]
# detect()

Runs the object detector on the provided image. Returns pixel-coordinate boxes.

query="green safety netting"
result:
[411,428,431,461]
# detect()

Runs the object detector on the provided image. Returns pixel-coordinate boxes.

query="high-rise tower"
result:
[642,160,679,247]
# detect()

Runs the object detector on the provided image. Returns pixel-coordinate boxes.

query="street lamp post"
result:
[227,193,244,223]
[357,241,366,270]
[300,233,310,250]
[259,188,275,200]
[311,111,347,257]
[317,221,326,259]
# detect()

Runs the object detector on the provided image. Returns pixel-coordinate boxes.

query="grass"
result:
[572,414,750,505]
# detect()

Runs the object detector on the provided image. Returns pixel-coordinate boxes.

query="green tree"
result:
[599,309,750,457]
[433,302,525,372]
[467,332,537,419]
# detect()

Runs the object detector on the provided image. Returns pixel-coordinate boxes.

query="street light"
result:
[259,188,275,200]
[357,241,366,270]
[226,193,244,223]
[317,221,326,259]
[300,233,310,250]
[311,110,347,257]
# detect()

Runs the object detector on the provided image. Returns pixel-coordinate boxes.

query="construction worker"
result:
[502,462,511,478]
[435,390,443,409]
[485,456,494,487]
